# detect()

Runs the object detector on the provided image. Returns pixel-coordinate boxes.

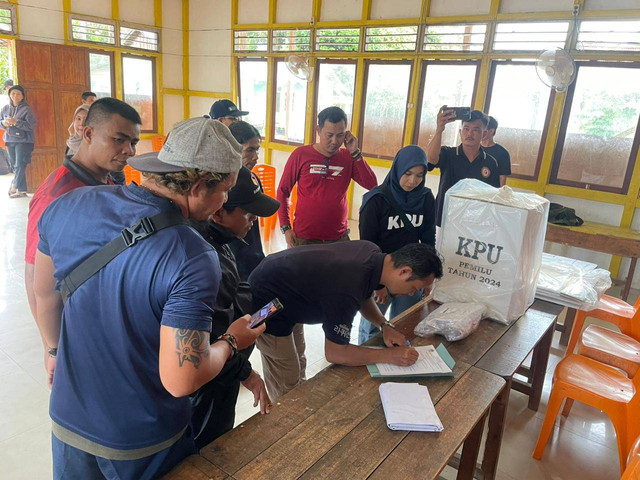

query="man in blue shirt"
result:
[34,117,265,479]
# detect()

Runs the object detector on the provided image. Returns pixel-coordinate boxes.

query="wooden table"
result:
[545,221,640,345]
[163,298,563,480]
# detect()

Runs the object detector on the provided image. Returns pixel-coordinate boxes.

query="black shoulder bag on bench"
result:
[59,211,187,302]
[379,183,420,237]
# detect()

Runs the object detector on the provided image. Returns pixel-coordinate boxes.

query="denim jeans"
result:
[358,290,423,344]
[7,142,33,192]
[52,427,196,480]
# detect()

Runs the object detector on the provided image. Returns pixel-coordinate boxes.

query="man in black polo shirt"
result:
[248,241,443,400]
[426,108,500,226]
[481,115,511,186]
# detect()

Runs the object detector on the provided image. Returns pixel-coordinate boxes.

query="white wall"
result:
[18,0,64,44]
[120,0,154,25]
[163,93,184,133]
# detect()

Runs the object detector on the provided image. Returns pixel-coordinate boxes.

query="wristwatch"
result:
[214,333,238,358]
[280,224,291,234]
[48,347,58,357]
[381,320,395,330]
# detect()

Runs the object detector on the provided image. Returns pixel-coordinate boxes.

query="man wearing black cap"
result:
[209,99,249,127]
[189,166,280,448]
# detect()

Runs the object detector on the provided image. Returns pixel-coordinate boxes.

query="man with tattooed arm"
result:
[33,118,263,479]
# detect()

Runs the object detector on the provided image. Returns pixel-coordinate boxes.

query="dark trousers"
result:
[190,379,241,450]
[51,427,196,480]
[7,142,33,192]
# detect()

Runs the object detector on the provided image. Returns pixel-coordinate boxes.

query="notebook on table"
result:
[367,343,455,378]
[379,382,443,432]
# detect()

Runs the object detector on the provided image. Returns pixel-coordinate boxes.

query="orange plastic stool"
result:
[578,324,640,378]
[151,135,167,152]
[622,435,640,479]
[251,164,278,243]
[532,354,639,473]
[123,165,142,185]
[565,294,640,357]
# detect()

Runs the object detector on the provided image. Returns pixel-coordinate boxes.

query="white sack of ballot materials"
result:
[433,179,549,325]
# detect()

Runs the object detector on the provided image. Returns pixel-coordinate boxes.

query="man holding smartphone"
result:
[249,241,443,401]
[426,107,500,227]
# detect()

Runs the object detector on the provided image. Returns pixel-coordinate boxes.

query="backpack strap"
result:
[59,211,187,302]
[379,183,420,237]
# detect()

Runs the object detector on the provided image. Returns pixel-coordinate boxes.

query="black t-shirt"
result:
[484,143,511,176]
[359,192,436,254]
[429,145,500,226]
[248,240,385,345]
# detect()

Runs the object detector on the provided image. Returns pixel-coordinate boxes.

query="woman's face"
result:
[73,109,88,136]
[9,89,23,106]
[399,165,426,192]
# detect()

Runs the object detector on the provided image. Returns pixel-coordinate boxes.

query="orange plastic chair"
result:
[251,164,278,243]
[622,435,640,479]
[578,324,640,378]
[123,165,142,185]
[565,294,640,357]
[290,184,298,228]
[151,135,167,152]
[532,354,640,473]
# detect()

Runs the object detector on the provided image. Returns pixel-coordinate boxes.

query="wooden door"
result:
[15,40,89,191]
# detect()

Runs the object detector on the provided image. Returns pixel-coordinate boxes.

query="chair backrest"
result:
[151,135,167,152]
[624,434,640,479]
[252,163,277,198]
[123,165,141,185]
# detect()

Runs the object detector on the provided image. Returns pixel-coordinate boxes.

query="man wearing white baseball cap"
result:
[34,117,264,479]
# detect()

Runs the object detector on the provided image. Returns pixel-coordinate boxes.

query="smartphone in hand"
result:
[248,298,284,329]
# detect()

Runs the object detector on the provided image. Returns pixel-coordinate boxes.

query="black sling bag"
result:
[59,211,187,302]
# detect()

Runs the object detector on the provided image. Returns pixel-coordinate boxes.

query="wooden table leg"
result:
[456,413,487,480]
[559,308,576,347]
[480,380,511,480]
[622,257,637,302]
[527,321,555,411]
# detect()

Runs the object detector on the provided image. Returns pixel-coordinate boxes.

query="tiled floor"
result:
[0,173,623,479]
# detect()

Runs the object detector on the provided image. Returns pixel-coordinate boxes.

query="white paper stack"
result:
[379,382,443,432]
[535,253,612,311]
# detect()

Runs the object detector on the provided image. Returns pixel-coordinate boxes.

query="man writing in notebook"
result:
[249,241,443,400]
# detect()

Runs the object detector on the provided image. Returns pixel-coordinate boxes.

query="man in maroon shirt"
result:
[276,106,378,378]
[277,106,378,248]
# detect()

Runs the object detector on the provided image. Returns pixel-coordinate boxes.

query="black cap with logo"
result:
[209,99,249,119]
[224,166,280,217]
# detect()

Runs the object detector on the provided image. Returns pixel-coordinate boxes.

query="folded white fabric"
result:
[379,382,443,432]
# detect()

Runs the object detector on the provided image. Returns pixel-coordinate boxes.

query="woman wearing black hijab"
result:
[358,145,436,343]
[1,85,37,198]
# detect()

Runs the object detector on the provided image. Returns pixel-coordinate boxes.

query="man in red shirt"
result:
[276,106,378,379]
[25,97,141,369]
[277,106,377,247]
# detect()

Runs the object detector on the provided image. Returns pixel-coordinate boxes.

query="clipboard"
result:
[367,343,456,378]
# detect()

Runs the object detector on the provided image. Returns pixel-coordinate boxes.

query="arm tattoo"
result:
[174,329,209,368]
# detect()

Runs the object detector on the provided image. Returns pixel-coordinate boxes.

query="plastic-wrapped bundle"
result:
[434,179,549,325]
[536,253,612,311]
[414,303,485,341]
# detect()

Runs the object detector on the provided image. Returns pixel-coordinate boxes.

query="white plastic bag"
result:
[414,303,485,341]
[434,179,549,325]
[536,253,612,311]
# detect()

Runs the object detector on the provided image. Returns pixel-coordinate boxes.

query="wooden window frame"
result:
[234,30,269,54]
[0,2,17,36]
[422,24,487,53]
[122,53,158,134]
[237,57,268,138]
[69,14,117,47]
[313,58,358,131]
[119,22,161,53]
[549,61,640,194]
[89,49,116,98]
[270,57,309,147]
[358,59,414,160]
[484,60,555,182]
[412,59,481,145]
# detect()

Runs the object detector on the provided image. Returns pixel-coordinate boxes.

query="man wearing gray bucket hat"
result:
[34,117,265,479]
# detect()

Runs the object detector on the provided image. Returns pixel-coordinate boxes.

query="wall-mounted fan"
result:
[535,48,577,93]
[286,55,313,82]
